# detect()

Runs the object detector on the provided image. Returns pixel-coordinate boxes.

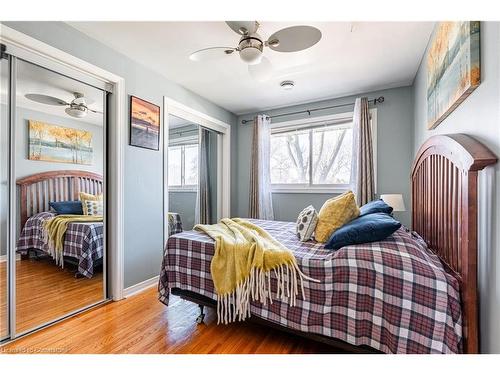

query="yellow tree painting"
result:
[427,21,480,129]
[28,120,93,165]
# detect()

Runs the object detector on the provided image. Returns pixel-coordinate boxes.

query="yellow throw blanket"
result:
[194,218,318,324]
[42,214,103,267]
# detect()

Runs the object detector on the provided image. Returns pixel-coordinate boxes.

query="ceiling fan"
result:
[189,21,322,82]
[24,92,103,118]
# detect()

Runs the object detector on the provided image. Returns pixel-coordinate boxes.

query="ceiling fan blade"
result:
[25,93,69,106]
[248,56,273,82]
[73,93,95,106]
[189,47,236,62]
[225,21,258,35]
[88,108,103,114]
[267,25,322,52]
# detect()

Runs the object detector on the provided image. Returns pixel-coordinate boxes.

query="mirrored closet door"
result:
[166,114,220,236]
[0,54,9,341]
[0,49,109,341]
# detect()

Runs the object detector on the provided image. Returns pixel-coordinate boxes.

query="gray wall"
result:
[412,21,500,353]
[235,86,414,226]
[168,192,196,230]
[2,22,237,288]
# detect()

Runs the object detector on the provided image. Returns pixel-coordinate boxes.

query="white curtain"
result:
[249,115,274,220]
[350,97,375,205]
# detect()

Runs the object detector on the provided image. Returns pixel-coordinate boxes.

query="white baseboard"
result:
[123,275,159,298]
[0,254,20,262]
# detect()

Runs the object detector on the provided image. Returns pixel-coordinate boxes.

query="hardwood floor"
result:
[1,287,341,354]
[0,256,103,335]
[0,260,7,339]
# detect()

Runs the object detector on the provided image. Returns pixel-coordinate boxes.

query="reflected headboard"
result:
[17,170,103,228]
[411,134,497,353]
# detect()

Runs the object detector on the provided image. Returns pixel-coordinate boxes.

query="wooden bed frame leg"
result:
[196,304,205,324]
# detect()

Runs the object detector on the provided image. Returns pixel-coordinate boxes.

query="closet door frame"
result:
[0,26,126,342]
[163,97,231,243]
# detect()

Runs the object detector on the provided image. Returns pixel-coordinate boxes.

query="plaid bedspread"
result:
[158,219,462,354]
[16,212,104,278]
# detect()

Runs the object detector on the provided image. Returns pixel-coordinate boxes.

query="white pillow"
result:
[296,205,318,242]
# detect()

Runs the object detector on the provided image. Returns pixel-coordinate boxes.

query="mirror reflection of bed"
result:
[15,171,105,333]
[167,114,219,235]
[7,59,107,335]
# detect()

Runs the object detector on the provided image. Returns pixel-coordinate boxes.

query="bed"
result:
[15,170,104,278]
[158,134,497,354]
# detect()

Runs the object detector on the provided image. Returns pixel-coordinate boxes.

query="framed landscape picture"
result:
[129,95,161,150]
[28,120,93,165]
[427,21,480,129]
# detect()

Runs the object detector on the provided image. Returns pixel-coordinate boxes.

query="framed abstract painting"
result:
[427,21,480,129]
[28,120,93,165]
[129,95,161,150]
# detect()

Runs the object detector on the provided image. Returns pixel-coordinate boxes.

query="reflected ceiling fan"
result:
[25,92,103,118]
[189,21,322,82]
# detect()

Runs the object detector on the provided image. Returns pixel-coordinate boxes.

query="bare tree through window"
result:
[270,123,353,187]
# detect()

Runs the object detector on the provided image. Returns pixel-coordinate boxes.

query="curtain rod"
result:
[240,96,385,124]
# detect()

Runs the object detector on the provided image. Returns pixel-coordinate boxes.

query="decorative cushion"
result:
[295,205,318,242]
[49,200,83,215]
[360,199,393,216]
[314,191,360,243]
[79,192,103,216]
[324,212,402,250]
[83,199,103,216]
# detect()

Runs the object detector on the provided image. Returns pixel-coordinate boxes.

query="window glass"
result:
[168,146,182,186]
[184,144,199,186]
[270,129,310,184]
[312,126,352,185]
[270,121,357,188]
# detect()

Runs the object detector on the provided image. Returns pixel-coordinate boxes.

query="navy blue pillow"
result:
[49,201,83,215]
[359,199,393,216]
[324,212,401,250]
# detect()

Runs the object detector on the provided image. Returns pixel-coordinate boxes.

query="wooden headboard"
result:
[17,170,103,227]
[411,134,497,353]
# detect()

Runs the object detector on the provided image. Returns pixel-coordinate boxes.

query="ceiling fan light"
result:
[65,106,87,118]
[239,47,263,65]
[238,33,264,65]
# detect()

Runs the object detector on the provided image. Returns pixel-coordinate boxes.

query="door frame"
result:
[163,96,231,242]
[0,25,126,309]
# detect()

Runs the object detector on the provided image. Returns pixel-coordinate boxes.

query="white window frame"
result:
[167,142,199,192]
[270,110,377,194]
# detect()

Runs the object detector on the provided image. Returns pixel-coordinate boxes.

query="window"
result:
[270,115,368,192]
[168,144,198,189]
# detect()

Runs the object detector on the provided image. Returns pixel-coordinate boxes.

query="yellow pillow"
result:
[79,192,103,215]
[314,191,360,243]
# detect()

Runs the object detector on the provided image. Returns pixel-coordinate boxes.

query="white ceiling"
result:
[69,21,434,115]
[1,58,104,126]
[169,114,196,129]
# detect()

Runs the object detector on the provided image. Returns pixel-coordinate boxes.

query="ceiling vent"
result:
[280,80,295,90]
